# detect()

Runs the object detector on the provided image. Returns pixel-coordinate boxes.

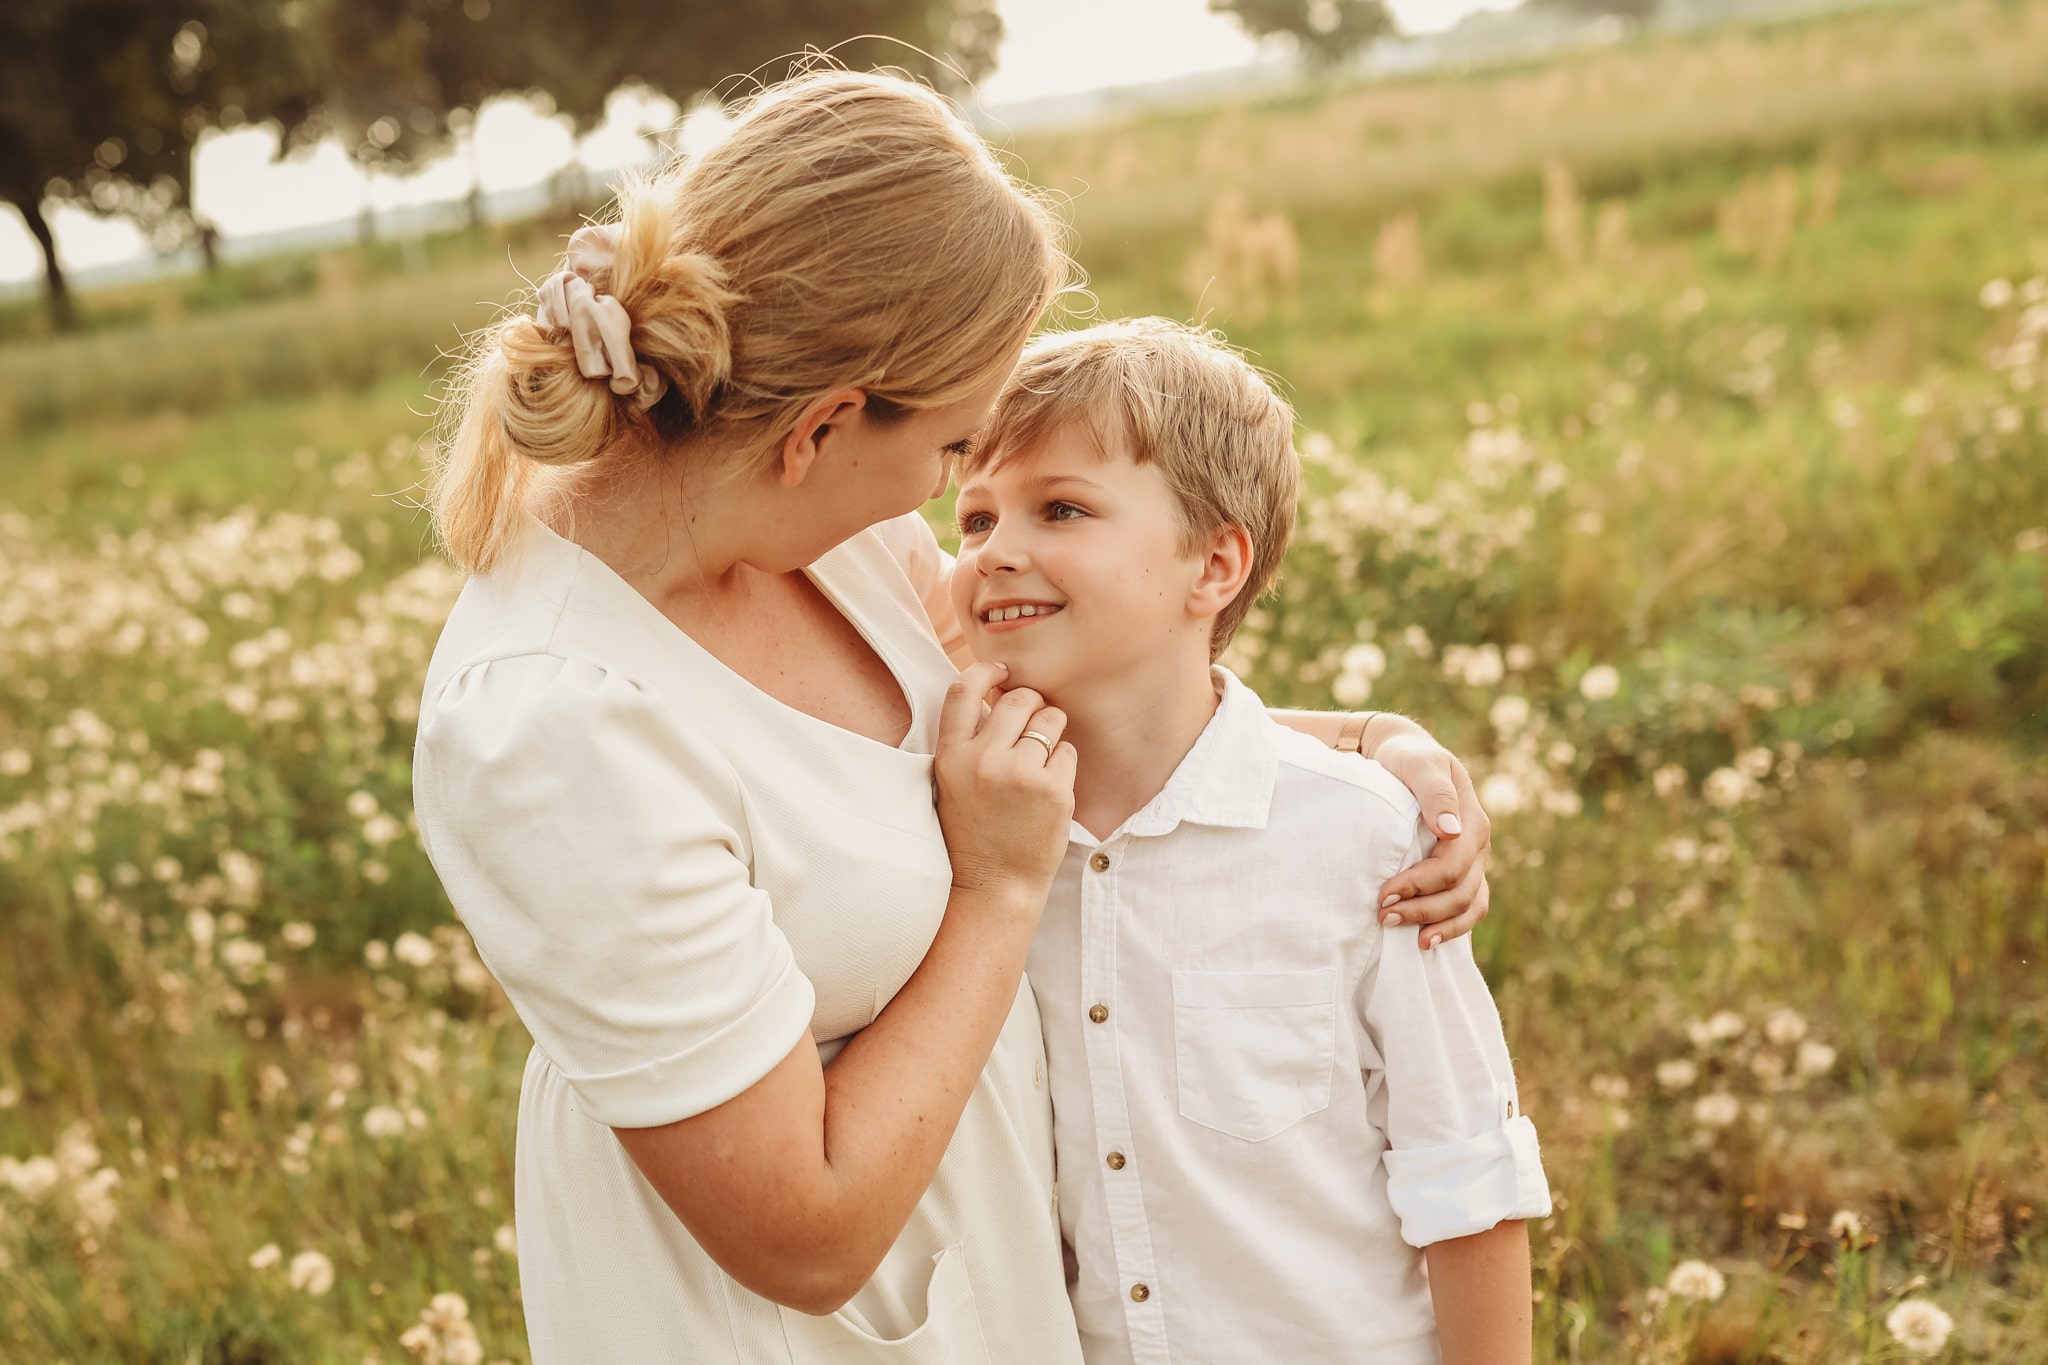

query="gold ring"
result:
[1021,729,1056,759]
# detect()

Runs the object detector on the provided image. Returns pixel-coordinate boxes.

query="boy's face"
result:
[952,425,1213,703]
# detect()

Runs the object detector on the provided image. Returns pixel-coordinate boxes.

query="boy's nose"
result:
[977,522,1027,574]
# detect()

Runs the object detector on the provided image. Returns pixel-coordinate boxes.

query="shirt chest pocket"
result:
[1171,968,1337,1142]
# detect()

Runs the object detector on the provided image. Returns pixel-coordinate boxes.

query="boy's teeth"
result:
[984,604,1057,623]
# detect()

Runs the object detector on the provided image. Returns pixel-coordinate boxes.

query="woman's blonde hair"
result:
[432,67,1072,574]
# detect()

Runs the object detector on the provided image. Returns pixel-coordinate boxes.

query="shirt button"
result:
[1130,1283,1151,1303]
[1088,1004,1109,1024]
[1089,852,1111,873]
[1105,1151,1126,1170]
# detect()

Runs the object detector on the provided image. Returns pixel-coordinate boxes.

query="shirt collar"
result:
[1082,666,1279,844]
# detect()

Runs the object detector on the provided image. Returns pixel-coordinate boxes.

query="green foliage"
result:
[2,3,2046,1360]
[1210,0,1394,65]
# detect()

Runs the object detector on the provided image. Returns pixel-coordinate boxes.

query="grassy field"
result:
[2,1,2046,1360]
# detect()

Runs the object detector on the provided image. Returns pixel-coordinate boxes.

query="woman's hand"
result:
[1367,723,1493,950]
[934,662,1077,903]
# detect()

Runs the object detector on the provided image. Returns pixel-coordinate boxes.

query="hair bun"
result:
[603,193,738,426]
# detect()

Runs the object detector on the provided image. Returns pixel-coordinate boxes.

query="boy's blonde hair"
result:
[432,67,1072,575]
[963,317,1299,659]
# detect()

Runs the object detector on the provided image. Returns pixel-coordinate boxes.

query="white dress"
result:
[412,514,1082,1364]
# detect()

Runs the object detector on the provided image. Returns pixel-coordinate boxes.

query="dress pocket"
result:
[1172,968,1337,1142]
[779,1244,993,1365]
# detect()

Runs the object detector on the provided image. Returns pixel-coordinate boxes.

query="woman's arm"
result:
[1272,708,1493,947]
[614,665,1074,1314]
[1426,1221,1534,1365]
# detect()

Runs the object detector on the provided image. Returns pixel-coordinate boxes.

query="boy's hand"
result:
[1368,728,1492,950]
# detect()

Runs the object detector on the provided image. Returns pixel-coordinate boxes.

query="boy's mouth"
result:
[976,601,1064,629]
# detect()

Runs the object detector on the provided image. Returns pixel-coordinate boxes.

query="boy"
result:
[949,319,1551,1365]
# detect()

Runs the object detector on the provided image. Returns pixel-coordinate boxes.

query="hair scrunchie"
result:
[534,224,670,411]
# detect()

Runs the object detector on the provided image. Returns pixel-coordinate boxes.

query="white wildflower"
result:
[1341,642,1387,680]
[365,940,390,969]
[1578,664,1619,701]
[1697,1010,1746,1044]
[220,938,267,982]
[1655,1059,1699,1090]
[1764,1007,1807,1046]
[494,1223,517,1256]
[392,932,436,968]
[363,1106,408,1140]
[73,1167,121,1228]
[1489,695,1532,734]
[1829,1209,1865,1241]
[363,812,405,848]
[1796,1040,1837,1076]
[346,790,380,820]
[1477,772,1527,815]
[1979,278,2014,309]
[54,1123,101,1178]
[281,922,317,950]
[1692,1092,1741,1128]
[1665,1259,1725,1302]
[288,1248,336,1296]
[3,1154,60,1201]
[1885,1298,1954,1356]
[248,1242,283,1270]
[1703,767,1753,808]
[1652,765,1689,799]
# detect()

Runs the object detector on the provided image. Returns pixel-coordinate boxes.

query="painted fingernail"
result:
[1381,912,1401,927]
[1381,893,1400,908]
[1437,813,1463,836]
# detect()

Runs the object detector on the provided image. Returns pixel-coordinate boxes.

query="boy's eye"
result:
[1047,501,1086,522]
[944,437,978,459]
[958,510,994,536]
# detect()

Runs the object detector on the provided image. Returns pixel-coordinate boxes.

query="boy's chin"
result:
[990,657,1067,703]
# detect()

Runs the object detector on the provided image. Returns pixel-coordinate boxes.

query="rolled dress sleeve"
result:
[414,653,816,1129]
[1357,826,1551,1247]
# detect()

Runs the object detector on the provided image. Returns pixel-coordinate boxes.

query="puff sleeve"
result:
[412,653,816,1129]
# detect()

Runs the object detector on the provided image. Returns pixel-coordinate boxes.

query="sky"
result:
[0,0,1518,288]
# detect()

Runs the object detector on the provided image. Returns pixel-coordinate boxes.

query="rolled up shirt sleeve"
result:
[413,653,816,1130]
[1356,826,1552,1247]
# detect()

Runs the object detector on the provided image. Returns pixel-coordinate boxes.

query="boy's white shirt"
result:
[1028,667,1551,1365]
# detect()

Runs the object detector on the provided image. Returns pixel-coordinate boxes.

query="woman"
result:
[411,68,1493,1361]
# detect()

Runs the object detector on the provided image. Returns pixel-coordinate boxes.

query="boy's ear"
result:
[777,388,869,488]
[1187,523,1255,622]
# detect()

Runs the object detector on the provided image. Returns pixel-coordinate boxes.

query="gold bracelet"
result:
[1335,712,1373,754]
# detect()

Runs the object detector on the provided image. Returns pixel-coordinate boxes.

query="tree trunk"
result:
[19,197,76,332]
[198,221,221,273]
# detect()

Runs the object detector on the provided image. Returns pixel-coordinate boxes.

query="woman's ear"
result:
[1188,523,1255,622]
[777,388,869,488]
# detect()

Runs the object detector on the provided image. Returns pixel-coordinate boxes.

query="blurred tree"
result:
[1211,0,1394,66]
[3,0,998,329]
[306,0,1006,219]
[0,1,322,329]
[1527,0,1658,20]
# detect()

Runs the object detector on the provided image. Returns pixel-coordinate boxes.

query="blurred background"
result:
[1,0,2044,1360]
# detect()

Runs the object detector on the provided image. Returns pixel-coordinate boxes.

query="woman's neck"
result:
[557,453,776,614]
[1061,652,1222,841]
